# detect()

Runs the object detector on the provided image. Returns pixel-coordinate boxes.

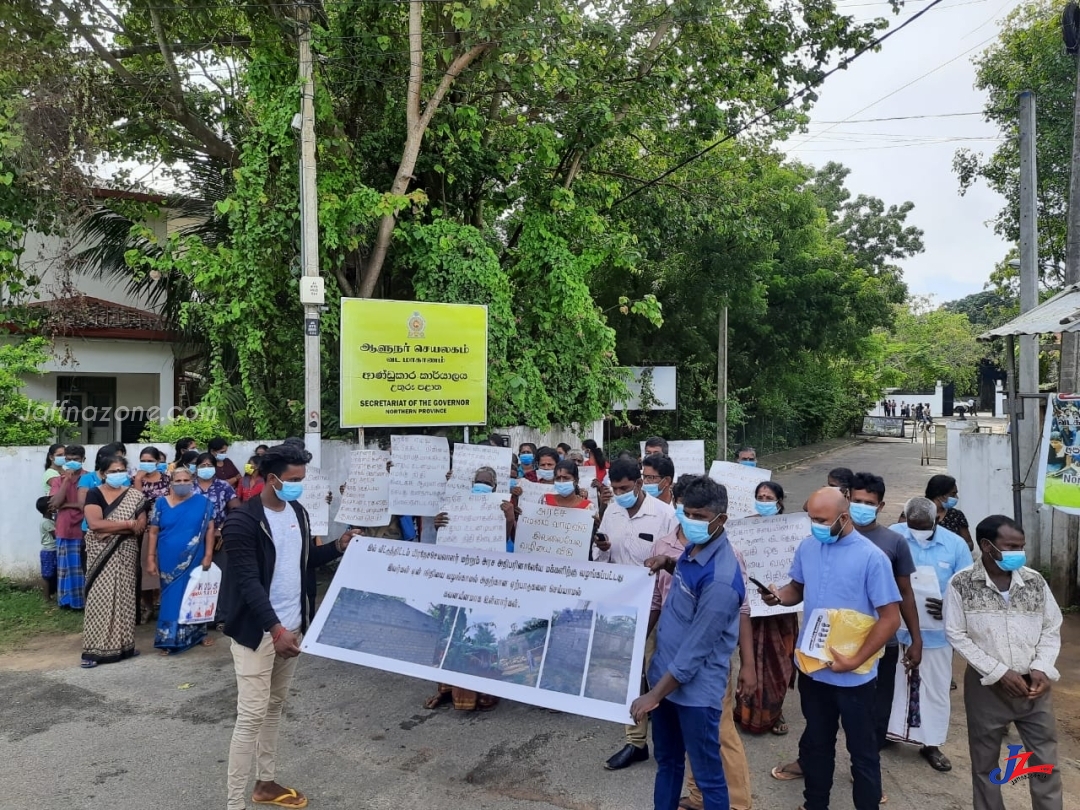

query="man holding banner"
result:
[632,476,746,810]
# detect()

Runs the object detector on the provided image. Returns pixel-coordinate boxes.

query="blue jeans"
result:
[798,672,881,810]
[652,699,728,810]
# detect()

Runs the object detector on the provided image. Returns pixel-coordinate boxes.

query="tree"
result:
[0,337,73,445]
[879,301,984,395]
[954,0,1072,291]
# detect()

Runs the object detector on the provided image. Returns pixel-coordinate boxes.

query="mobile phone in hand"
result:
[749,576,770,593]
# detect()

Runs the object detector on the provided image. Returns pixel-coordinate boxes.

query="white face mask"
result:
[909,528,935,546]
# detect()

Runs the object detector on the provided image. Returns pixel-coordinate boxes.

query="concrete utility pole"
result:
[716,305,728,461]
[1016,91,1042,560]
[298,3,324,467]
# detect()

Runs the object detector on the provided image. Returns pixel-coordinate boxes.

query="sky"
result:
[782,0,1026,305]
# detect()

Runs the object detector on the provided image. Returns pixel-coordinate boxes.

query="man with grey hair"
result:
[887,497,972,772]
[735,447,757,467]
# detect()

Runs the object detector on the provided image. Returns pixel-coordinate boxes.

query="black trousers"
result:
[874,644,900,749]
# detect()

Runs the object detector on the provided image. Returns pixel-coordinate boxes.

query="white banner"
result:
[515,500,596,560]
[726,512,807,617]
[299,468,331,536]
[514,478,551,504]
[445,443,514,505]
[302,540,652,724]
[389,435,450,515]
[435,492,508,553]
[708,460,772,519]
[640,440,706,477]
[577,465,597,489]
[335,450,391,527]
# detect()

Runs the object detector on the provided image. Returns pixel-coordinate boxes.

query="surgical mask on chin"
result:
[754,500,779,517]
[909,528,935,546]
[553,481,576,497]
[471,482,494,494]
[848,503,879,527]
[811,520,842,544]
[536,468,555,481]
[643,483,661,498]
[991,543,1026,572]
[614,490,639,509]
[196,468,216,481]
[678,513,715,545]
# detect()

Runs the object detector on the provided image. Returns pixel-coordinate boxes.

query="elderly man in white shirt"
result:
[944,514,1062,810]
[595,457,678,771]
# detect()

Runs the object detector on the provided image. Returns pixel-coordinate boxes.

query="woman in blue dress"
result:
[146,467,216,654]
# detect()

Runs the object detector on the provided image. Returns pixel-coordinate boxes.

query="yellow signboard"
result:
[339,299,488,427]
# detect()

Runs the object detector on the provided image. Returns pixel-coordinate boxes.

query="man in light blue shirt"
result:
[887,497,973,772]
[762,487,901,810]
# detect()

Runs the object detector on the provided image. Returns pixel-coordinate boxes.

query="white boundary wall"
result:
[869,382,944,418]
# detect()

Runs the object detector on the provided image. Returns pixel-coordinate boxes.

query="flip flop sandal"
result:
[771,764,803,781]
[771,715,790,735]
[252,788,308,808]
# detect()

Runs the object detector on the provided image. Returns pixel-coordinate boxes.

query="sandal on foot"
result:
[80,660,98,669]
[771,762,803,781]
[424,691,452,710]
[771,715,790,735]
[920,747,952,772]
[252,788,308,808]
[201,636,215,647]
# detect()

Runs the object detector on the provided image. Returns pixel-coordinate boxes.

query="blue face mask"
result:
[188,464,197,474]
[678,512,717,545]
[811,519,842,544]
[53,456,65,467]
[472,482,494,494]
[849,503,879,527]
[536,469,555,481]
[277,480,304,502]
[643,483,661,498]
[156,462,168,474]
[943,496,959,510]
[105,472,128,488]
[739,459,757,467]
[138,461,157,474]
[172,482,194,498]
[215,453,228,461]
[63,460,83,471]
[754,500,779,517]
[553,481,576,497]
[519,453,535,466]
[675,503,684,516]
[991,543,1026,572]
[196,468,216,481]
[614,489,639,509]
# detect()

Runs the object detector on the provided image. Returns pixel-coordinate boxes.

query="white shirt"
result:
[264,504,303,631]
[595,494,678,566]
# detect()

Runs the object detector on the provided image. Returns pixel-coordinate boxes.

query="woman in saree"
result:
[81,453,148,668]
[735,480,800,735]
[146,467,216,654]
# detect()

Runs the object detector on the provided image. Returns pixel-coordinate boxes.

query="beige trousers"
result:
[684,660,753,810]
[226,632,303,810]
[625,627,658,747]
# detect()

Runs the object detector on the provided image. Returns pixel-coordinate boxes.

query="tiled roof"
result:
[27,295,167,334]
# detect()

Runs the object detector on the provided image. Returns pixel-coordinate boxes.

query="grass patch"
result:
[0,579,83,651]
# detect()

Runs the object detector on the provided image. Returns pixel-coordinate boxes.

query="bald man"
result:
[761,488,902,810]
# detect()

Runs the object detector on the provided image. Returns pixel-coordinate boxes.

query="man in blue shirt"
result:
[887,497,972,772]
[762,487,901,810]
[634,476,745,810]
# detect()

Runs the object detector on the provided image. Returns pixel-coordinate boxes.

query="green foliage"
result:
[878,300,985,395]
[955,0,1071,290]
[0,578,84,650]
[139,416,237,446]
[0,338,73,446]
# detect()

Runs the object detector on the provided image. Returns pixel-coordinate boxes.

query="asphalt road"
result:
[4,435,1079,810]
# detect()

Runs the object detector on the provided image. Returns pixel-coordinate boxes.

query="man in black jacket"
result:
[222,442,359,810]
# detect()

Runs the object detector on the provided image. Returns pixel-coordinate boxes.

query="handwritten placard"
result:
[389,435,450,515]
[725,512,807,617]
[640,440,706,477]
[515,500,596,560]
[577,465,597,489]
[708,460,772,520]
[435,492,508,552]
[335,450,391,527]
[445,443,514,506]
[513,478,552,504]
[299,467,331,536]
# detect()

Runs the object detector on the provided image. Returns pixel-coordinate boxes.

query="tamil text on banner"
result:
[725,513,807,617]
[302,540,652,724]
[444,443,514,505]
[860,416,906,438]
[389,435,450,516]
[515,500,596,560]
[514,478,551,504]
[435,493,508,552]
[1037,393,1080,513]
[340,299,488,427]
[335,450,391,527]
[708,460,773,519]
[298,468,331,536]
[639,440,706,476]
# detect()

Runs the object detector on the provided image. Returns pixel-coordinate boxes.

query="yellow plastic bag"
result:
[796,608,884,676]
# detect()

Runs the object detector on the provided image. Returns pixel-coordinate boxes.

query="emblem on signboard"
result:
[407,311,426,338]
